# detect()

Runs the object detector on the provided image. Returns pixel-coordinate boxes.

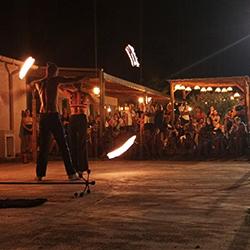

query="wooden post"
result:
[4,63,18,131]
[245,76,250,128]
[170,81,175,124]
[139,113,144,159]
[32,91,37,162]
[99,69,105,157]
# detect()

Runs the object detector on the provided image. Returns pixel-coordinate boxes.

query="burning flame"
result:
[19,57,35,80]
[125,44,140,67]
[107,135,136,159]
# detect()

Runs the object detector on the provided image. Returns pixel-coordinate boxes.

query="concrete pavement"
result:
[0,160,250,250]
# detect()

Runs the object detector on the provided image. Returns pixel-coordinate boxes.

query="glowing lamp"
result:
[227,87,233,92]
[207,87,213,92]
[194,85,200,90]
[175,84,181,91]
[234,92,240,98]
[185,87,192,91]
[93,86,100,95]
[107,106,111,113]
[215,87,221,93]
[19,56,35,80]
[138,97,144,104]
[179,85,185,90]
[200,87,207,92]
[221,88,227,93]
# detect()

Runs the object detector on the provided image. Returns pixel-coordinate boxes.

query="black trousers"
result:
[36,113,75,177]
[69,114,89,173]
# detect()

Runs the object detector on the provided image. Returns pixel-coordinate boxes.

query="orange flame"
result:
[107,135,136,159]
[19,57,35,80]
[125,44,140,67]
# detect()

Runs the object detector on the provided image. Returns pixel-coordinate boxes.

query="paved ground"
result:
[0,160,250,250]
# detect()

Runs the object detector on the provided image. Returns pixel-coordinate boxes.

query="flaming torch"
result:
[107,135,136,159]
[125,44,140,67]
[19,56,35,80]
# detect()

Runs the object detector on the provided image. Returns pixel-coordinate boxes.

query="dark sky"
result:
[1,0,250,89]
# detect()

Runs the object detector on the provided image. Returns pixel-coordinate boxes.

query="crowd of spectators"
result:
[91,102,249,160]
[21,101,250,161]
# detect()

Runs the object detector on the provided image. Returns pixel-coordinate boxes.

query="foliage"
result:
[187,92,239,117]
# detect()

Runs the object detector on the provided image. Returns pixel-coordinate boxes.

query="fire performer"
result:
[64,83,92,178]
[31,62,86,181]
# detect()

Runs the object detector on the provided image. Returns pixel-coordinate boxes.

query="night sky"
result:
[1,0,250,90]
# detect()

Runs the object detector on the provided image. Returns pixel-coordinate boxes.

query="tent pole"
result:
[170,81,175,125]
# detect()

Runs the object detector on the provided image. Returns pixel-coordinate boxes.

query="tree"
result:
[188,92,239,117]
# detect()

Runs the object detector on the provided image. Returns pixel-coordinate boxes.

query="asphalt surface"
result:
[0,160,250,250]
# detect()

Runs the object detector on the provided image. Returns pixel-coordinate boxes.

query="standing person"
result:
[193,106,206,123]
[179,102,190,126]
[19,110,26,162]
[21,109,33,163]
[32,62,85,181]
[66,84,91,178]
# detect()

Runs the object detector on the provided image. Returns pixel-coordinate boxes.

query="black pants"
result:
[36,113,75,177]
[69,114,89,173]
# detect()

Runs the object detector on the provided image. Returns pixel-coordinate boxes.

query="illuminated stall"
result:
[169,76,250,125]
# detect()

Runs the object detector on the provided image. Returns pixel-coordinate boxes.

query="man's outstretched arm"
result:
[28,78,43,92]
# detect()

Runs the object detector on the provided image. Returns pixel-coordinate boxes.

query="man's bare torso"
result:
[37,77,59,113]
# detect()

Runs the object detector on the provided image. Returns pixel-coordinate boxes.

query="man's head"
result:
[46,62,58,77]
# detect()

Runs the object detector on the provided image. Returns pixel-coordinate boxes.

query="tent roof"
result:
[28,65,168,101]
[0,54,166,99]
[170,76,249,92]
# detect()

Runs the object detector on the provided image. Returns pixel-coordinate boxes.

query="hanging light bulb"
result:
[200,87,207,92]
[93,86,100,95]
[175,84,181,91]
[185,87,192,91]
[179,85,185,90]
[227,87,233,92]
[207,87,213,92]
[138,97,144,103]
[194,85,200,90]
[234,92,240,98]
[215,87,221,93]
[221,88,227,93]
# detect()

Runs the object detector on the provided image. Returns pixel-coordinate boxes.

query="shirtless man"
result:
[33,62,85,181]
[62,83,94,178]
